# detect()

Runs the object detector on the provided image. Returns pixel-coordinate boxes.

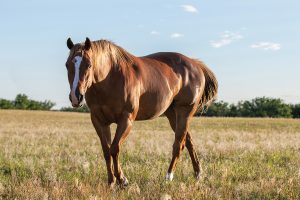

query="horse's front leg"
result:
[90,114,115,186]
[110,112,134,186]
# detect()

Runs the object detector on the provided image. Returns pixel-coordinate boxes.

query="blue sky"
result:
[0,0,299,108]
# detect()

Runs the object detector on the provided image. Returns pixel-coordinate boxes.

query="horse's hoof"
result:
[117,176,129,187]
[165,172,174,181]
[108,182,116,189]
[122,176,129,186]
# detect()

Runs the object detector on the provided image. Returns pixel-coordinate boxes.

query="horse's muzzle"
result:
[69,88,84,107]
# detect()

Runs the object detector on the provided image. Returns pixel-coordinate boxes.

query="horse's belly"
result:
[136,91,173,120]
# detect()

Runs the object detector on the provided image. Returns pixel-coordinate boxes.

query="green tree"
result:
[228,104,239,117]
[14,94,30,109]
[291,104,300,118]
[202,101,230,117]
[0,99,14,109]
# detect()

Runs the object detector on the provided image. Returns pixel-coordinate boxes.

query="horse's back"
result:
[142,52,205,104]
[143,52,204,87]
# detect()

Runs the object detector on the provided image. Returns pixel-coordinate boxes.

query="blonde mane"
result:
[91,40,134,69]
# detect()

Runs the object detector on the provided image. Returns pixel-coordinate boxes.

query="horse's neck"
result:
[92,65,124,90]
[90,48,138,93]
[91,54,109,81]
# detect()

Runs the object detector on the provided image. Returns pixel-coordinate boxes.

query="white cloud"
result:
[250,42,281,51]
[150,30,160,35]
[170,33,184,38]
[181,5,198,13]
[210,31,243,48]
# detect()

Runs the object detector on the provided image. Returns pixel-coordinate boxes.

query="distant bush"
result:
[60,104,90,113]
[0,99,14,109]
[201,101,227,117]
[0,94,55,110]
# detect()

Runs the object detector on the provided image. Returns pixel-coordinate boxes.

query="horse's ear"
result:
[85,37,91,50]
[67,38,74,50]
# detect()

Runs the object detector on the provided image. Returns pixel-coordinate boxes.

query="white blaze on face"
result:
[71,56,82,105]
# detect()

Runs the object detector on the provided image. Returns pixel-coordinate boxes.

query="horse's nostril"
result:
[75,87,84,102]
[79,94,83,102]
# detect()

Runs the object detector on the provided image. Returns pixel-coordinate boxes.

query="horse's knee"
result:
[174,131,187,153]
[110,144,119,157]
[103,151,111,161]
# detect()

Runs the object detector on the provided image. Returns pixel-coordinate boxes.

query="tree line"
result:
[200,97,300,118]
[0,94,299,118]
[0,94,55,110]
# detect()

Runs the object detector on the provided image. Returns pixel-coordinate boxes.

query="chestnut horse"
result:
[65,37,218,186]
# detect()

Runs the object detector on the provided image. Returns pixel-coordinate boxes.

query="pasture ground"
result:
[0,110,300,199]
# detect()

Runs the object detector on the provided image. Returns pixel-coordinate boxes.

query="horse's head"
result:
[65,37,93,107]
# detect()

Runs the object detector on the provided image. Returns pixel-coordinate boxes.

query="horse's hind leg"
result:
[185,133,201,179]
[165,105,197,181]
[165,107,201,180]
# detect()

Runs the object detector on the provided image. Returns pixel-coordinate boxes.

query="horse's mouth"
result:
[72,102,84,108]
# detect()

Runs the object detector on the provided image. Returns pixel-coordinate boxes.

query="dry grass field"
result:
[1,110,300,199]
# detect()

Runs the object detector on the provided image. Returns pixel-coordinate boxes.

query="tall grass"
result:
[0,110,300,199]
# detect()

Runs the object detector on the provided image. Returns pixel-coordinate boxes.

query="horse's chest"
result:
[89,103,124,123]
[86,96,126,123]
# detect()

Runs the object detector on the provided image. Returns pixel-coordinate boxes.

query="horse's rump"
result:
[139,52,218,112]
